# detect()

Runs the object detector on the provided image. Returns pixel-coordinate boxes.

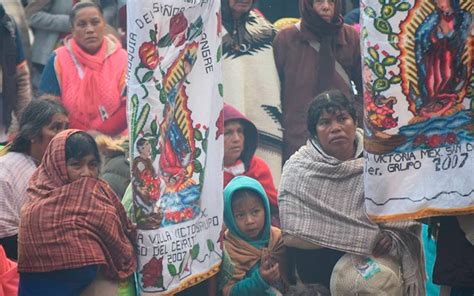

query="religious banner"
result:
[362,0,473,221]
[127,0,223,294]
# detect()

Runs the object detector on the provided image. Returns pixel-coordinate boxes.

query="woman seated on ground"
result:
[39,2,127,136]
[278,90,425,295]
[0,97,68,260]
[17,130,136,296]
[224,103,280,226]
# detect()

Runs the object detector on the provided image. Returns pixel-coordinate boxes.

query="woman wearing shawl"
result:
[219,176,288,296]
[273,0,363,162]
[278,90,425,295]
[223,103,280,226]
[17,130,136,295]
[0,97,68,260]
[39,2,127,136]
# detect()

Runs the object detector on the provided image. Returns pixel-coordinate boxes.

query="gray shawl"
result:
[278,129,425,295]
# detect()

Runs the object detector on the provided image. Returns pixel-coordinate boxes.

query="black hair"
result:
[136,137,149,152]
[231,188,263,209]
[69,1,104,26]
[65,131,101,164]
[9,97,68,154]
[306,90,357,137]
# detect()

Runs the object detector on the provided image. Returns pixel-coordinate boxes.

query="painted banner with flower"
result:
[362,0,474,221]
[127,0,223,294]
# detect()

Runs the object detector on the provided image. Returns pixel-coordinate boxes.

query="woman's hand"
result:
[372,232,393,257]
[260,254,280,284]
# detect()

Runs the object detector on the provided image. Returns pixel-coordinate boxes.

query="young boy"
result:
[219,176,287,296]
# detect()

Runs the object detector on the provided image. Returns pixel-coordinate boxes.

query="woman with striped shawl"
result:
[278,90,425,295]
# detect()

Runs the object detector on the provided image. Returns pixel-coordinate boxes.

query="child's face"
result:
[66,154,100,182]
[232,194,265,240]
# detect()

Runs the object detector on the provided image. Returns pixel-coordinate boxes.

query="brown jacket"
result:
[273,24,362,162]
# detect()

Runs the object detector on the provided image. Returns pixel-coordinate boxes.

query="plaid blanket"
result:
[278,129,425,295]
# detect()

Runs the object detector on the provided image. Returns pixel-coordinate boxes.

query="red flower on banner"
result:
[427,134,443,148]
[141,257,164,288]
[381,117,397,129]
[413,134,427,147]
[215,109,224,140]
[140,170,160,200]
[445,132,457,144]
[139,42,159,70]
[170,12,188,47]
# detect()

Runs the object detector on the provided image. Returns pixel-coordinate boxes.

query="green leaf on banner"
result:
[218,83,224,97]
[179,259,184,273]
[194,159,202,173]
[397,2,411,11]
[373,78,390,92]
[195,147,201,158]
[374,62,386,78]
[160,90,167,104]
[382,56,397,66]
[158,33,172,47]
[202,139,208,153]
[149,29,156,43]
[368,47,379,61]
[135,104,150,139]
[390,0,401,4]
[389,75,402,84]
[374,18,392,34]
[168,264,177,276]
[131,94,138,106]
[191,244,200,260]
[199,172,205,187]
[142,71,154,83]
[151,120,158,135]
[388,34,399,50]
[207,239,215,252]
[364,7,376,18]
[381,5,396,19]
[194,128,203,141]
[217,46,222,63]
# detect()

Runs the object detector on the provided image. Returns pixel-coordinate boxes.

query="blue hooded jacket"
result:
[221,176,276,295]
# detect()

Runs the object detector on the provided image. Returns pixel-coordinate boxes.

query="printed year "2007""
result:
[432,153,468,171]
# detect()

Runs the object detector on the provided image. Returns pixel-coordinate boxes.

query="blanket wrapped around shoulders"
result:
[278,130,425,295]
[220,227,288,296]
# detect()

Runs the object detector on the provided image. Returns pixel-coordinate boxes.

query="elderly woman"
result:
[39,2,127,136]
[274,0,363,162]
[278,90,425,295]
[0,97,68,260]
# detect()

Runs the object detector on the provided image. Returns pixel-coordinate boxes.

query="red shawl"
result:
[223,156,278,207]
[18,129,136,280]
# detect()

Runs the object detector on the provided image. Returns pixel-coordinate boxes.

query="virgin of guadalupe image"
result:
[408,0,471,119]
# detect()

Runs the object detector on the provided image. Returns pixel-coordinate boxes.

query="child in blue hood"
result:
[219,176,287,296]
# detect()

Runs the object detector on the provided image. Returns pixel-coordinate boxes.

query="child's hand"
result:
[260,255,280,284]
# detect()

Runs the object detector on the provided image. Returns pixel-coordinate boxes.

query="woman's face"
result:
[228,0,253,19]
[71,7,106,54]
[224,120,245,166]
[316,109,356,161]
[66,154,100,182]
[313,0,336,23]
[32,113,69,159]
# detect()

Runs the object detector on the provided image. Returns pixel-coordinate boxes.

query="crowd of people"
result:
[1,0,473,295]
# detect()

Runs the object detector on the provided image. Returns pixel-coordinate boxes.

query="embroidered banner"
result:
[127,0,223,294]
[362,0,473,221]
